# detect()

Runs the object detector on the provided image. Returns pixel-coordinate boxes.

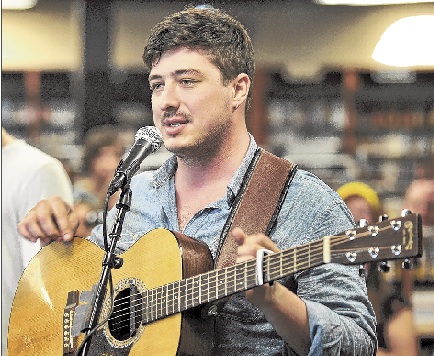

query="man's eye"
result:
[180,79,196,86]
[150,83,163,91]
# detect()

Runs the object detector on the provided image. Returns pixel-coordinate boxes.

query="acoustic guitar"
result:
[8,212,422,355]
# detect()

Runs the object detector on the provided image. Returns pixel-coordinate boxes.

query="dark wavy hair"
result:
[142,7,255,99]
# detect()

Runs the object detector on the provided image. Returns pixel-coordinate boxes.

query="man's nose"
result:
[158,83,179,111]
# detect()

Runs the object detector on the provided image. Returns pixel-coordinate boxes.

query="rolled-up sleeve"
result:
[299,263,377,355]
[279,171,377,355]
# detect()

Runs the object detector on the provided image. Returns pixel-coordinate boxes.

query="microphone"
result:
[108,126,163,195]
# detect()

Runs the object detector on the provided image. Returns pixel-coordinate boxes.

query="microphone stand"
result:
[78,183,132,356]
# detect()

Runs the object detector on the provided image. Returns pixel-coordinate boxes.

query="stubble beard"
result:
[169,118,231,167]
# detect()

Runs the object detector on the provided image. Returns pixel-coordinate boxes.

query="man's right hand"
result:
[18,196,79,245]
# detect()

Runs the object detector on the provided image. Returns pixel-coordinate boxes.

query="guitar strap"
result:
[214,148,298,269]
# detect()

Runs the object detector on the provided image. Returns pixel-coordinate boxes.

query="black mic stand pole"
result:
[78,183,132,356]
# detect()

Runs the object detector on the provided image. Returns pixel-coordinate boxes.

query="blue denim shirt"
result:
[90,135,376,355]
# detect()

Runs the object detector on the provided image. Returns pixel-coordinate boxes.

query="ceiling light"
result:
[315,0,434,5]
[372,15,434,67]
[2,0,38,10]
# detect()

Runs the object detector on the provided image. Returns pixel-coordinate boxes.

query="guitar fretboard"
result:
[140,237,327,324]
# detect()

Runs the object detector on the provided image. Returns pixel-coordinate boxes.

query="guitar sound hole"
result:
[108,286,143,341]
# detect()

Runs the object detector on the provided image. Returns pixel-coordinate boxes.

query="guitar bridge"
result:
[63,290,79,355]
[62,286,98,355]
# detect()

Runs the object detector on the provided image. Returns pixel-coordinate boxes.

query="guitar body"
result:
[8,229,214,355]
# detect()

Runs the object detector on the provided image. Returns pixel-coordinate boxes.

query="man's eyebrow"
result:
[149,69,203,82]
[174,69,203,77]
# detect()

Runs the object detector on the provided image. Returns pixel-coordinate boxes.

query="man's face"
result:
[92,145,123,181]
[149,47,234,160]
[405,181,434,226]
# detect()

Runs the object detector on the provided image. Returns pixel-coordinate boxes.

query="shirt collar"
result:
[152,133,258,207]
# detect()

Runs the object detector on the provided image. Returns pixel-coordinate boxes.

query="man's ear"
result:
[231,73,250,110]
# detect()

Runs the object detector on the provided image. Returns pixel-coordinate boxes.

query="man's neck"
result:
[174,154,242,233]
[175,132,250,189]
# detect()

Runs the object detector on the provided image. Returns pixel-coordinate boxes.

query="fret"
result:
[198,274,203,305]
[217,269,225,300]
[208,270,218,304]
[150,288,156,322]
[226,265,236,295]
[165,283,171,316]
[156,285,164,320]
[197,275,203,305]
[183,278,189,311]
[162,285,167,319]
[246,260,257,288]
[234,263,245,292]
[153,286,159,320]
[190,277,196,309]
[225,266,233,295]
[143,289,149,324]
[165,283,170,316]
[147,288,151,322]
[178,279,187,312]
[176,280,181,312]
[176,280,181,313]
[169,282,174,316]
[206,270,211,302]
[167,280,178,314]
[192,275,200,307]
[234,266,240,291]
[163,284,167,319]
[187,276,195,309]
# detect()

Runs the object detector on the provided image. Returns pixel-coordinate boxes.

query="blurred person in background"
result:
[73,124,125,212]
[404,178,434,356]
[338,181,418,356]
[1,127,74,355]
[404,178,434,283]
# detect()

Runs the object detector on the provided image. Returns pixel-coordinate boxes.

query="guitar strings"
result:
[107,225,392,332]
[105,225,393,334]
[108,226,391,334]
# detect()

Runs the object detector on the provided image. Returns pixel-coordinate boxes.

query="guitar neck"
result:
[139,212,421,325]
[141,238,326,324]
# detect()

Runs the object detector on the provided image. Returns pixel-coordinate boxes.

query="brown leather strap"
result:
[215,149,297,269]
